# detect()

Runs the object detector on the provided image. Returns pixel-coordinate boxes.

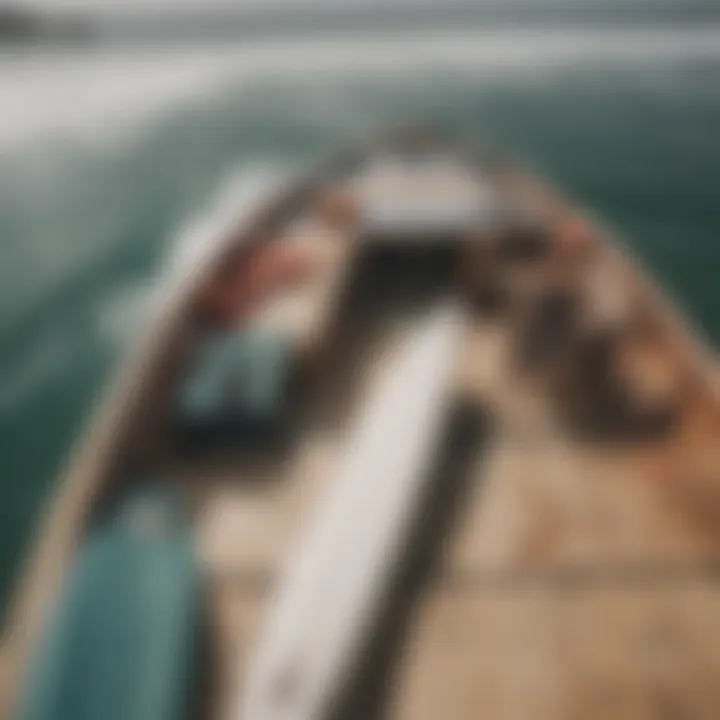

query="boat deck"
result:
[394,316,720,720]
[189,238,720,719]
[3,138,720,720]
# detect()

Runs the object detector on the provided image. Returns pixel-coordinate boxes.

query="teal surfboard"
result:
[16,487,198,720]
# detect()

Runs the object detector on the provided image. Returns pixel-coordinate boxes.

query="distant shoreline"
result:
[0,7,93,45]
[2,0,719,47]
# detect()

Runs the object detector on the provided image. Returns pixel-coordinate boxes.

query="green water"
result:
[1,33,719,621]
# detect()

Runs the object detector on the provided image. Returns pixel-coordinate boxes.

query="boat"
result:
[2,128,720,720]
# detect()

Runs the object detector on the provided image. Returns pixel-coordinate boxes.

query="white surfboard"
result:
[235,303,461,720]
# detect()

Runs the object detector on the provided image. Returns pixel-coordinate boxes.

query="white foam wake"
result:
[92,161,289,351]
[2,26,720,154]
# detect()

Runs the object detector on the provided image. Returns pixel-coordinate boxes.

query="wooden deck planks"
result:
[393,581,720,720]
[447,436,720,576]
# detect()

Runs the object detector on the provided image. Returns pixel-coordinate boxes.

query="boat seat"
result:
[15,488,197,720]
[495,224,552,263]
[516,286,581,370]
[177,328,293,444]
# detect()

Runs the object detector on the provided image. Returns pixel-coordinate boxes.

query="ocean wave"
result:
[2,26,720,155]
[94,278,153,349]
[0,327,78,415]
